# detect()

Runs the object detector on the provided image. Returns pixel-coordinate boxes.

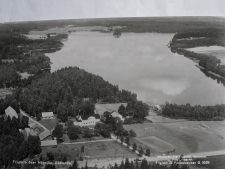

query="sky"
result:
[0,0,225,23]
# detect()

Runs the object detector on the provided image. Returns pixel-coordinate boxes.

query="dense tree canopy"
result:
[162,103,225,121]
[0,116,41,168]
[18,67,137,121]
[170,28,225,79]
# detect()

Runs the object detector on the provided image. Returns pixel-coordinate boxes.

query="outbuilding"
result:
[41,140,57,147]
[42,112,55,119]
[5,106,18,119]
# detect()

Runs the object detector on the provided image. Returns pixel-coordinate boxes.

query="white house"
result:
[42,112,55,119]
[111,111,125,121]
[5,106,18,119]
[74,114,100,126]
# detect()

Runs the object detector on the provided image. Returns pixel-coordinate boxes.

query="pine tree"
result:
[140,159,148,169]
[145,148,150,157]
[70,159,78,169]
[124,158,130,169]
[114,163,119,169]
[81,145,85,153]
[85,162,88,169]
[120,136,124,144]
[133,143,137,152]
[62,155,67,162]
[138,146,144,157]
[120,160,124,169]
[130,161,134,169]
[125,137,130,146]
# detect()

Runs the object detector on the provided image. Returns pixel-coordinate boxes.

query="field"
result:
[187,46,225,64]
[124,121,225,156]
[146,112,187,123]
[95,103,127,115]
[137,136,175,153]
[41,141,137,161]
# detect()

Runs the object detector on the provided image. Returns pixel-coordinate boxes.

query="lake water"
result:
[46,32,225,105]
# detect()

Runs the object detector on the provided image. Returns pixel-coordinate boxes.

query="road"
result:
[20,109,48,131]
[77,149,225,168]
[61,139,113,145]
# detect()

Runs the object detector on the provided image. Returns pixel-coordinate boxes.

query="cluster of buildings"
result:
[73,110,125,127]
[3,104,126,148]
[4,106,57,147]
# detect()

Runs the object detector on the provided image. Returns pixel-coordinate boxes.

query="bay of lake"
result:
[46,32,225,105]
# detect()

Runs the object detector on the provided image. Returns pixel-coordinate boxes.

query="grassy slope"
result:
[124,121,225,155]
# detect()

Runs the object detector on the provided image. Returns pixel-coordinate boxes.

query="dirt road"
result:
[78,150,225,168]
[20,109,48,131]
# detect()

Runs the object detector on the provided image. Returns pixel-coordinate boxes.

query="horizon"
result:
[1,0,225,23]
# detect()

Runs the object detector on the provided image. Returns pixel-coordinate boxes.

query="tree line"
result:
[170,28,225,78]
[0,116,41,168]
[162,103,225,121]
[0,27,67,88]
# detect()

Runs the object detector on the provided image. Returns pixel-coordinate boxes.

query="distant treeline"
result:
[0,27,68,88]
[170,28,225,78]
[16,67,137,122]
[162,103,225,121]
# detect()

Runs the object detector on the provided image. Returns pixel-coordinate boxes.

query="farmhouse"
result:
[42,112,55,119]
[74,114,100,126]
[39,130,52,141]
[111,111,125,121]
[5,106,18,119]
[41,140,57,147]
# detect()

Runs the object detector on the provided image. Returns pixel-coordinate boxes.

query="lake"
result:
[46,32,225,105]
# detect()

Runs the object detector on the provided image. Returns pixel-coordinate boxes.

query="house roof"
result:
[92,114,100,119]
[42,112,54,118]
[5,106,18,119]
[30,131,38,136]
[29,123,41,129]
[39,130,51,140]
[111,111,121,117]
[41,140,57,147]
[80,114,100,120]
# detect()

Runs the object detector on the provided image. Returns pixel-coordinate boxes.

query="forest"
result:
[0,116,41,168]
[0,26,67,87]
[15,67,137,122]
[162,103,225,121]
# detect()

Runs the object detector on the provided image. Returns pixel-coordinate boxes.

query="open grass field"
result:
[137,136,175,153]
[95,103,127,115]
[187,46,225,65]
[124,121,225,156]
[146,112,187,123]
[41,141,137,161]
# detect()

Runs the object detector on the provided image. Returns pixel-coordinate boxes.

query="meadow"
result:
[41,141,137,161]
[124,121,225,156]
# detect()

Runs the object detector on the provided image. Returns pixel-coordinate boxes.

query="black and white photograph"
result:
[0,0,225,169]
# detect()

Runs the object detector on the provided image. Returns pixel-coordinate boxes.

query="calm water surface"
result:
[47,32,225,105]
